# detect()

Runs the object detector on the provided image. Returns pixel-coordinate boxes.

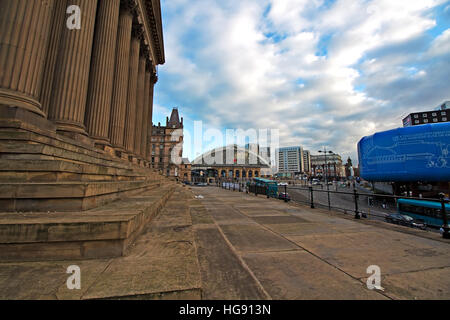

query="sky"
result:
[153,0,450,164]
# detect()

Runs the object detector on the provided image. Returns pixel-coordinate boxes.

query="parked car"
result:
[278,192,291,201]
[385,214,427,230]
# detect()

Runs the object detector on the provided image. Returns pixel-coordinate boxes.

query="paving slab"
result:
[219,224,299,253]
[194,225,268,300]
[242,251,387,300]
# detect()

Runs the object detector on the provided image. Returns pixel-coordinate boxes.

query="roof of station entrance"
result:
[192,145,270,168]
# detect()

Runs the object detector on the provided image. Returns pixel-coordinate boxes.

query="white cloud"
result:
[427,28,450,57]
[158,0,450,162]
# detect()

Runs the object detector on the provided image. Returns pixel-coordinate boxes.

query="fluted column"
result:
[146,74,156,160]
[141,69,151,159]
[40,0,67,117]
[134,55,146,156]
[109,8,133,150]
[48,0,98,135]
[0,0,55,117]
[123,31,141,153]
[84,0,121,146]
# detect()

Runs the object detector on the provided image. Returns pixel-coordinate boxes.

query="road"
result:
[285,183,439,233]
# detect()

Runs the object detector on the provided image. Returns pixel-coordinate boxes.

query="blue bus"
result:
[248,178,279,197]
[397,198,450,227]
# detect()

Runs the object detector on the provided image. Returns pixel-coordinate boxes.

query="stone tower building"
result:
[150,108,184,177]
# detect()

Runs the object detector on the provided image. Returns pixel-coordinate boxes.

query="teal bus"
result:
[248,178,279,197]
[397,198,450,228]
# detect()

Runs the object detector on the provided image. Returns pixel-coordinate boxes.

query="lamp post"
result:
[318,148,333,211]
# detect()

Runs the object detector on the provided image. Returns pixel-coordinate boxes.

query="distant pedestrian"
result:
[382,199,387,209]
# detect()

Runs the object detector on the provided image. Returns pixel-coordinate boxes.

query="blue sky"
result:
[154,0,450,164]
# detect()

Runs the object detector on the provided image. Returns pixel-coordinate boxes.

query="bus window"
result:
[399,204,425,215]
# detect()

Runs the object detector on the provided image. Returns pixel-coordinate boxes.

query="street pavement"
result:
[191,186,450,299]
[0,184,449,300]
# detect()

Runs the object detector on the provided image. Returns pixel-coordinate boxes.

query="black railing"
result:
[215,179,450,238]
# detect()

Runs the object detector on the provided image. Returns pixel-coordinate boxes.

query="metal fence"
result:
[215,179,450,237]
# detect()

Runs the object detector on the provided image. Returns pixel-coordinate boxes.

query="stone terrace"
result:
[1,185,449,300]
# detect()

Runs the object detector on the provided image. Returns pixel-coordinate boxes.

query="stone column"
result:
[109,6,134,151]
[0,0,55,117]
[146,74,156,160]
[134,54,146,156]
[141,68,151,159]
[123,28,141,153]
[40,0,67,117]
[48,0,98,135]
[84,0,121,147]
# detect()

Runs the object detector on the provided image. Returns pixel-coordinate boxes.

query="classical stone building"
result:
[192,145,271,183]
[0,0,169,260]
[0,0,165,211]
[179,158,192,182]
[311,153,345,180]
[150,108,184,177]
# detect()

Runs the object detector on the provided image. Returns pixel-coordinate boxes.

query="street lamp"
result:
[318,148,334,184]
[318,148,334,211]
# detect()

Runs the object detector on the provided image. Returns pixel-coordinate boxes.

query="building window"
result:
[423,114,427,117]
[414,114,418,119]
[424,119,428,123]
[160,158,163,163]
[415,120,419,124]
[433,118,438,122]
[152,157,155,163]
[443,117,447,121]
[432,113,437,117]
[442,112,446,116]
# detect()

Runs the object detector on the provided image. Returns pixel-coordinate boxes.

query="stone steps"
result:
[0,160,157,182]
[0,183,177,261]
[0,107,166,214]
[0,180,163,212]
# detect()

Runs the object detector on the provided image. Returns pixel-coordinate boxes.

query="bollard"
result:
[309,186,315,209]
[354,188,360,219]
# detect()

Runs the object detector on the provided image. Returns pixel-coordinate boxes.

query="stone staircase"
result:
[0,111,164,212]
[0,105,178,262]
[0,183,178,262]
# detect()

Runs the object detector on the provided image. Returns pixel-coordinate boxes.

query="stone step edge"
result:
[0,185,177,244]
[0,180,162,199]
[0,140,145,172]
[0,159,156,179]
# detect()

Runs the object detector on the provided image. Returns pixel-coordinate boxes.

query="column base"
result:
[0,89,46,118]
[57,130,95,148]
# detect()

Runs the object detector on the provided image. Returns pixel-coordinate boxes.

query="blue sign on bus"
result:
[358,122,450,182]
